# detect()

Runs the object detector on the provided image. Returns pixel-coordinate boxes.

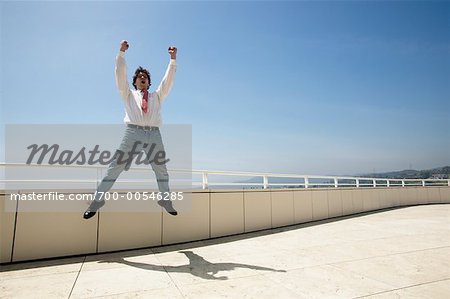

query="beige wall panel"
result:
[370,189,381,210]
[327,190,343,218]
[360,189,370,212]
[378,189,389,209]
[386,187,400,207]
[361,189,380,212]
[271,191,294,227]
[311,190,328,221]
[340,189,354,216]
[416,188,428,205]
[427,187,441,204]
[351,190,364,214]
[405,188,418,205]
[162,193,210,245]
[13,195,97,262]
[398,188,409,206]
[439,187,450,203]
[210,192,244,238]
[98,197,162,253]
[244,191,271,232]
[293,190,313,223]
[0,195,16,263]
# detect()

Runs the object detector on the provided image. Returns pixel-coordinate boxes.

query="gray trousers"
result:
[94,125,169,201]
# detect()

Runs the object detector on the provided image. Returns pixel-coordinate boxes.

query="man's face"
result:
[135,72,150,91]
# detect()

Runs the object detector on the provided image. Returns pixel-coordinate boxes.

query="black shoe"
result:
[157,200,178,216]
[83,200,105,220]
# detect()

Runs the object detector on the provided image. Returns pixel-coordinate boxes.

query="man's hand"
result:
[168,46,177,59]
[120,40,129,52]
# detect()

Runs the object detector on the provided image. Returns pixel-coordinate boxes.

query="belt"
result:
[127,124,159,131]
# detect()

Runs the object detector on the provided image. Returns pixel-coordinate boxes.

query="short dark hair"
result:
[132,66,151,90]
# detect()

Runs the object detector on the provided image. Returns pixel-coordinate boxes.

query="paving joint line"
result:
[351,277,450,299]
[68,255,86,299]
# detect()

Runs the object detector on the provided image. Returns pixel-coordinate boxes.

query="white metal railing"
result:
[0,162,449,190]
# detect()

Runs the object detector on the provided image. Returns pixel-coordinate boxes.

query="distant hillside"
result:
[359,166,450,179]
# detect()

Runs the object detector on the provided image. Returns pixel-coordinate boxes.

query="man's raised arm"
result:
[115,40,131,101]
[156,46,177,103]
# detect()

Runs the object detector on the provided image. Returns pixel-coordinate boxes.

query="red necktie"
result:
[142,90,148,113]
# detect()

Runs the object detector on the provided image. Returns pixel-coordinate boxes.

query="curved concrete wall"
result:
[1,187,449,263]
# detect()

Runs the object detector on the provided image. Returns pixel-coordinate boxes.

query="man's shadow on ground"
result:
[99,250,286,280]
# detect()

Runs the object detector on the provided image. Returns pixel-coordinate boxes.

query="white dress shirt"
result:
[115,51,177,127]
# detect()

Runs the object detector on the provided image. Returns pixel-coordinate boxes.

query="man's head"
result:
[132,66,151,91]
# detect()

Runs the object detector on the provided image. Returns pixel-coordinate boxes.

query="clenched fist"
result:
[168,46,177,59]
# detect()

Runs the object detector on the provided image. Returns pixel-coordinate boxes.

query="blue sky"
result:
[1,0,449,175]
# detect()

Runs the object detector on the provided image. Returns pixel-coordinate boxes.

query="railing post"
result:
[402,180,405,187]
[448,180,450,187]
[202,172,208,190]
[373,179,376,188]
[304,177,309,189]
[422,180,426,187]
[387,180,390,188]
[334,178,338,188]
[356,179,360,188]
[263,175,269,189]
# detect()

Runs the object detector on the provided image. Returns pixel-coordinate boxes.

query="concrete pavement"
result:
[1,204,449,298]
